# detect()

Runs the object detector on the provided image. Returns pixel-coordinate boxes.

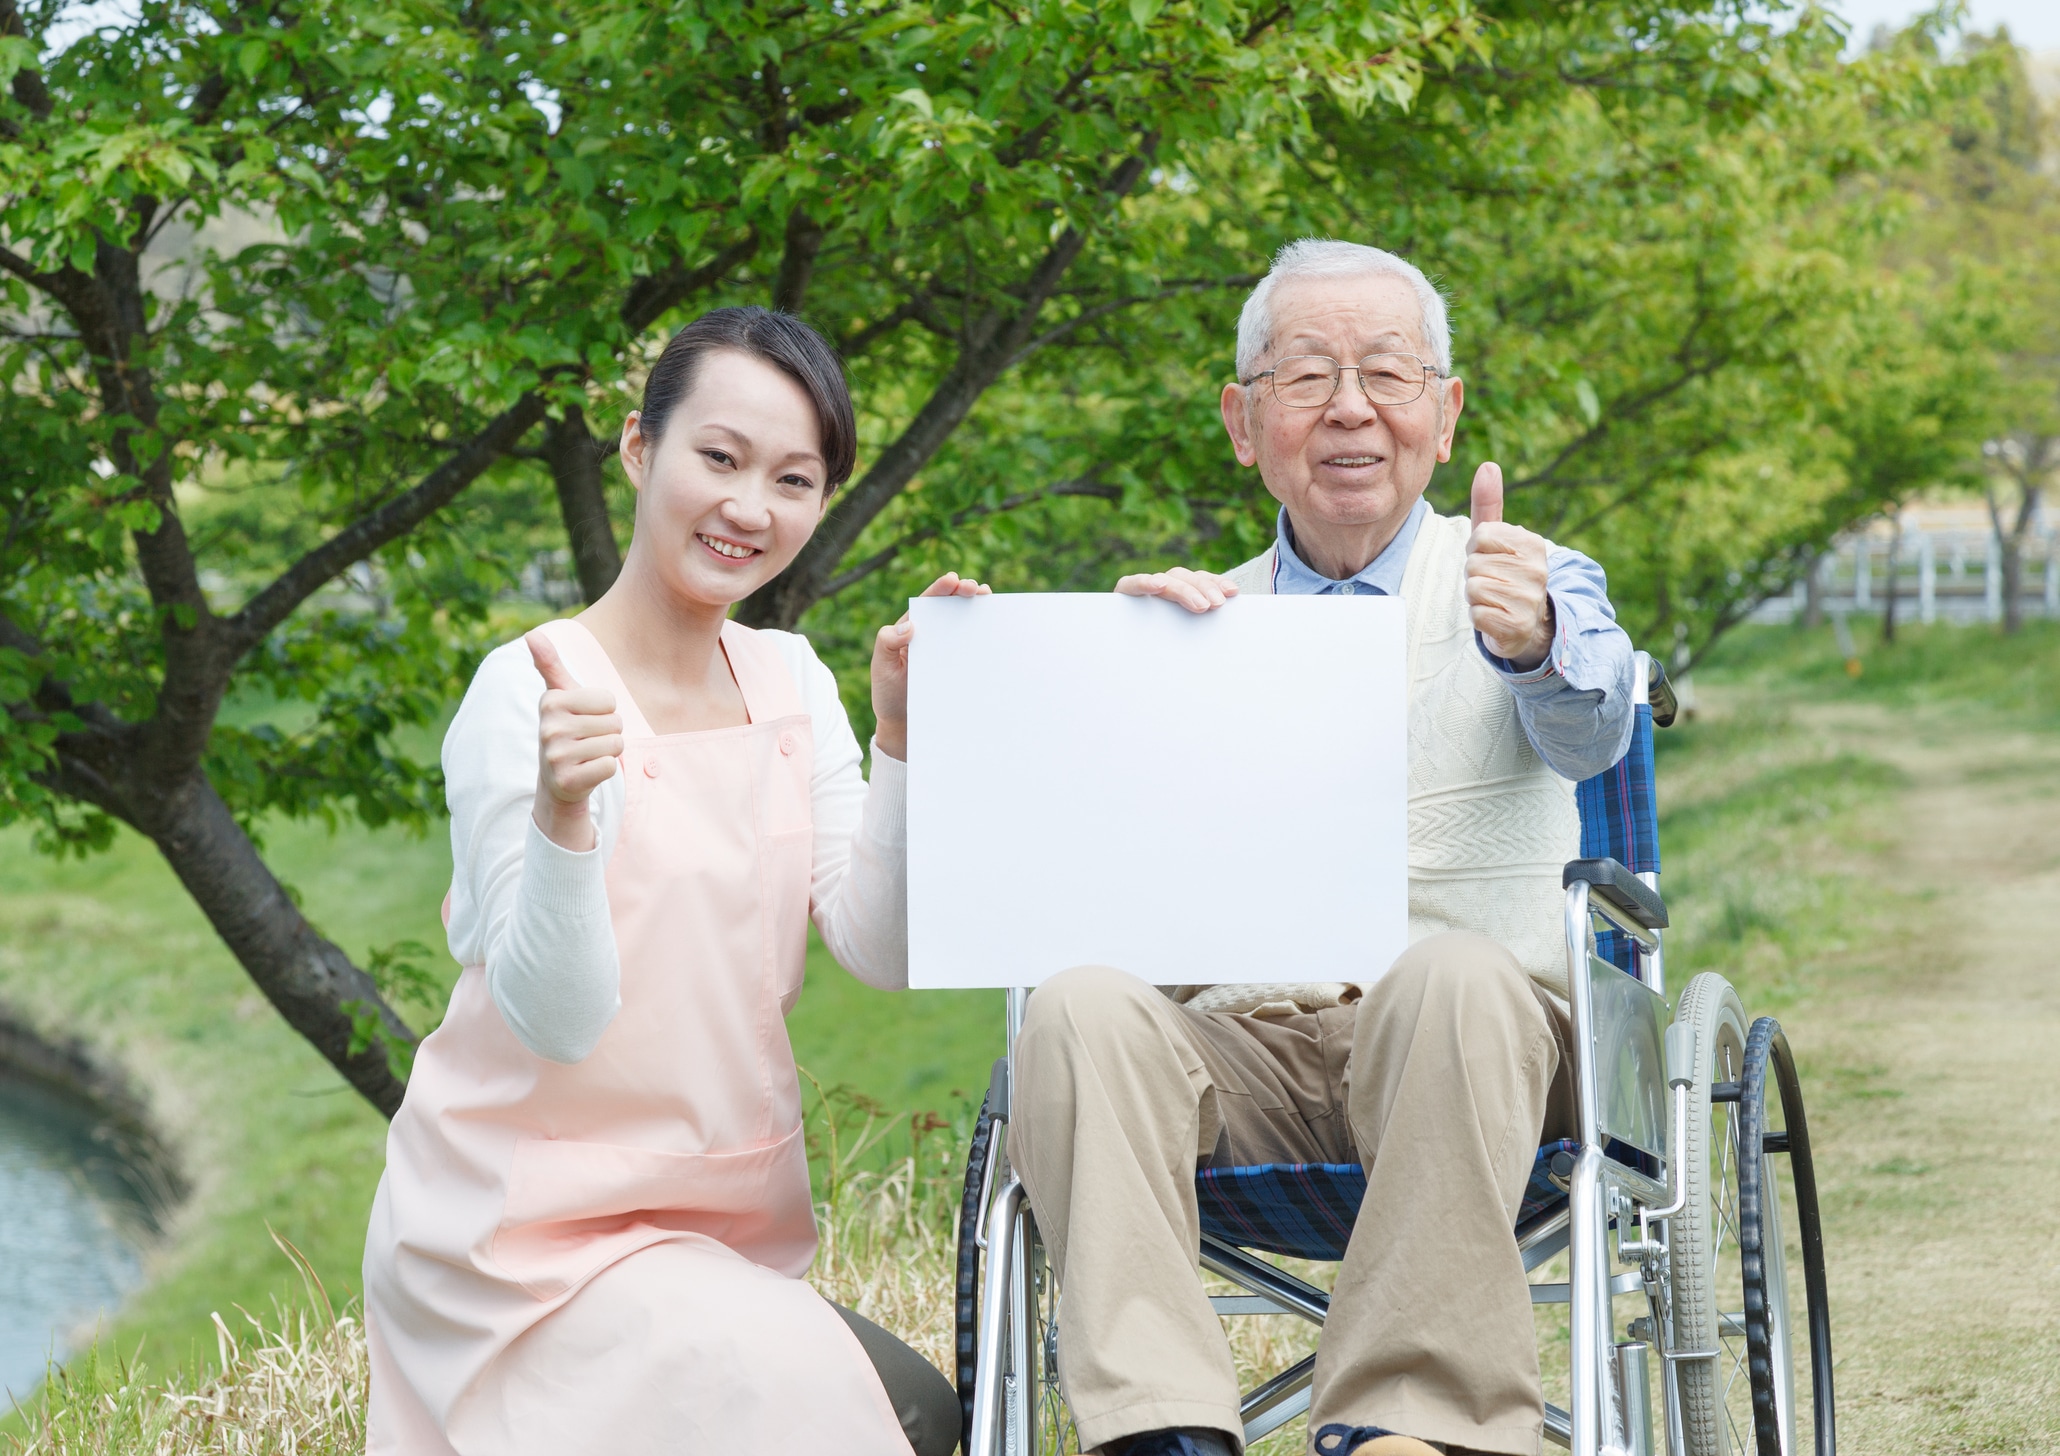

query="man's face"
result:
[1219,273,1462,545]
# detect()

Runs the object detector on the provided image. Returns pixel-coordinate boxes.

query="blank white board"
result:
[905,593,1409,989]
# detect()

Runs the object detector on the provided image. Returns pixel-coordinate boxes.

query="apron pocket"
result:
[491,1127,817,1299]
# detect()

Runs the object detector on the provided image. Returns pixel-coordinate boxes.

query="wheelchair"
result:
[955,653,1835,1456]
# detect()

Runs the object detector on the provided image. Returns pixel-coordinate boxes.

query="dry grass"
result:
[5,1085,1344,1456]
[6,1237,366,1455]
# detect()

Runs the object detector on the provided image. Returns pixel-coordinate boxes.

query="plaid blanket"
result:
[1194,1139,1581,1263]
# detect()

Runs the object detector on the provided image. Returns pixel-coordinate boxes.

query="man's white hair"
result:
[1234,239,1451,381]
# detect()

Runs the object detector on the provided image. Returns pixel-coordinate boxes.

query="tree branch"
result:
[620,230,759,336]
[821,478,1121,597]
[772,205,825,315]
[739,145,1158,629]
[1004,274,1262,368]
[228,394,549,649]
[0,0,52,120]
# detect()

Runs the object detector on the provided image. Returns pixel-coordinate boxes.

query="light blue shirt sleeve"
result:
[1476,544,1636,782]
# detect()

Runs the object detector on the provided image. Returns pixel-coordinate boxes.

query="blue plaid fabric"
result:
[1574,702,1658,973]
[1195,1139,1579,1263]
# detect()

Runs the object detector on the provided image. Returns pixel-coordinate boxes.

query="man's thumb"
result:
[1470,462,1504,530]
[526,630,578,692]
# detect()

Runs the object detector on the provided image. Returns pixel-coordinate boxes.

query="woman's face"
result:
[618,349,832,608]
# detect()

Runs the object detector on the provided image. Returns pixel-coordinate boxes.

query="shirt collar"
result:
[1271,497,1430,596]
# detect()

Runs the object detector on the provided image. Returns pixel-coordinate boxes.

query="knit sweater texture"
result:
[1171,506,1580,1017]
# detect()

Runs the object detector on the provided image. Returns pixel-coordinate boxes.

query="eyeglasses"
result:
[1244,353,1444,409]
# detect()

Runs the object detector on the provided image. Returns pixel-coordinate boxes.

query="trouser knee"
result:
[1366,931,1536,1027]
[1016,964,1168,1079]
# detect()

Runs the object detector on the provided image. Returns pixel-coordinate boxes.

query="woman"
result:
[363,307,980,1455]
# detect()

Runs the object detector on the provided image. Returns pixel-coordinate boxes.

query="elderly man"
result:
[1008,240,1636,1456]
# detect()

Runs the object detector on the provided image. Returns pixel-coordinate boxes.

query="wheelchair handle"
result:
[1647,657,1680,728]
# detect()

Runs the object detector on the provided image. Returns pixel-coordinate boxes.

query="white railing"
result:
[1749,522,2059,626]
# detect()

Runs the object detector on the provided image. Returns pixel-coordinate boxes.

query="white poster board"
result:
[905,593,1408,989]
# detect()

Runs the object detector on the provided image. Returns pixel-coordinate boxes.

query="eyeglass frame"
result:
[1240,352,1449,409]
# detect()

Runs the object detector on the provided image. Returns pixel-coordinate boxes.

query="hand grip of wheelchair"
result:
[1647,656,1680,728]
[1665,1023,1696,1089]
[1562,856,1670,930]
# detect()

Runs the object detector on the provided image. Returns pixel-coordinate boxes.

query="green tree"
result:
[0,0,1486,1113]
[1902,30,2060,633]
[787,2,2010,673]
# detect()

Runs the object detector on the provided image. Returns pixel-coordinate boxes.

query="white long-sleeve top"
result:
[441,628,909,1064]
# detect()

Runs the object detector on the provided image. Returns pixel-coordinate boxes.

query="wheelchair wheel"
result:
[955,1095,1077,1456]
[956,1092,996,1448]
[1669,976,1834,1456]
[1737,1017,1835,1456]
[1669,973,1768,1455]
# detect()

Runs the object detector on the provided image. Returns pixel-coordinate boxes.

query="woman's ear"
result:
[619,413,650,493]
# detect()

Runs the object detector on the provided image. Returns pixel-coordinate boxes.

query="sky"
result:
[1826,0,2060,53]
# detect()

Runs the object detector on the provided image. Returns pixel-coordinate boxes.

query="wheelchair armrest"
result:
[1562,857,1669,930]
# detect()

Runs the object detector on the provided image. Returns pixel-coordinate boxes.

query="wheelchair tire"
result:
[1737,1017,1836,1456]
[954,1101,1074,1456]
[956,1092,996,1453]
[1669,972,1763,1456]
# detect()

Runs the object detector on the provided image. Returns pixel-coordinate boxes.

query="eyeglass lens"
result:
[1270,354,1429,408]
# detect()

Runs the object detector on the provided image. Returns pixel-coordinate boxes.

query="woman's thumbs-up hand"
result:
[527,630,624,851]
[1463,462,1555,673]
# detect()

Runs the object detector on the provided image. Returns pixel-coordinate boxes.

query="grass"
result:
[0,808,996,1410]
[5,616,2059,1451]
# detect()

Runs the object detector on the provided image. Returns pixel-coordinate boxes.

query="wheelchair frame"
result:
[957,654,1834,1456]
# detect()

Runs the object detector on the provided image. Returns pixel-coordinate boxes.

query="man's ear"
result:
[620,413,650,492]
[1434,376,1463,463]
[1220,381,1259,467]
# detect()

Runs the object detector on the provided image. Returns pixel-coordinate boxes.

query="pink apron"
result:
[363,619,912,1455]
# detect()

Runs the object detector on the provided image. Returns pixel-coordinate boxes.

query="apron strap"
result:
[535,618,657,739]
[720,622,809,723]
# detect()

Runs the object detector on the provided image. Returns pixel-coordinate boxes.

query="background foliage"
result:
[0,0,2046,1093]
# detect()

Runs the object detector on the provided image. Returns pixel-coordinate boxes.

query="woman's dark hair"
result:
[637,306,857,490]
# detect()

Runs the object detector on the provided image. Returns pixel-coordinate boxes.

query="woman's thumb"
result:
[1470,461,1504,529]
[526,630,577,692]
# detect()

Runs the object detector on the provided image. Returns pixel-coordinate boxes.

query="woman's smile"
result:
[695,531,763,562]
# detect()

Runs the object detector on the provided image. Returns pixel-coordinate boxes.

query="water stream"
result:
[0,1072,155,1405]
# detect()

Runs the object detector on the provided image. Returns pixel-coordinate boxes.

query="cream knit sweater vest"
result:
[1170,506,1579,1016]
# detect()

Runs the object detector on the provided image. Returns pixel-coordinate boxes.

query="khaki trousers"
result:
[1008,933,1574,1456]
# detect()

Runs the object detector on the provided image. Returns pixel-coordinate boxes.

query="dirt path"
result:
[1788,706,2060,1454]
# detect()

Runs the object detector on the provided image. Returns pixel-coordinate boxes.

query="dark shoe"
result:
[1313,1425,1444,1455]
[1107,1429,1239,1456]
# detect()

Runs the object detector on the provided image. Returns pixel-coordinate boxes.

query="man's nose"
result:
[1323,369,1381,425]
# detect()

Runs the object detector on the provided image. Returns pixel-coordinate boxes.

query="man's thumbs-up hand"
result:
[527,630,624,851]
[1463,462,1555,673]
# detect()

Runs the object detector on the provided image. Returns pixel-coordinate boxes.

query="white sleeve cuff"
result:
[520,813,612,918]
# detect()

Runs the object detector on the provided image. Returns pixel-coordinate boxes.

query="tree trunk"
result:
[141,767,415,1116]
[1802,547,1824,629]
[2001,532,2024,634]
[544,405,623,605]
[1881,527,1900,644]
